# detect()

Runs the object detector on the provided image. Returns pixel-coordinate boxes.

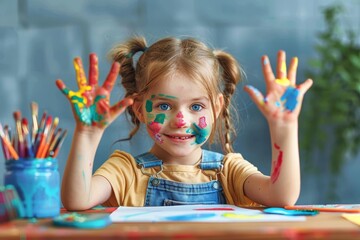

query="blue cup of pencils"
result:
[4,158,60,218]
[1,102,67,218]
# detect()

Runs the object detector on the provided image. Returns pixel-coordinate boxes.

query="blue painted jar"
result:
[4,158,60,218]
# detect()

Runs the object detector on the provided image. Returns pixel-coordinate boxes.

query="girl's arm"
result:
[56,53,133,210]
[243,50,313,206]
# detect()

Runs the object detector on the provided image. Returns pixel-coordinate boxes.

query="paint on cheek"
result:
[198,116,207,129]
[149,122,161,133]
[188,123,210,144]
[271,143,283,184]
[148,113,166,143]
[154,113,165,124]
[146,100,153,112]
[148,122,163,143]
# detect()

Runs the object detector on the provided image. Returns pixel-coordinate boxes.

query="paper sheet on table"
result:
[110,204,306,222]
[343,213,360,226]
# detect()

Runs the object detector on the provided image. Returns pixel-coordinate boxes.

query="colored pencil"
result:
[33,112,47,154]
[21,118,34,158]
[51,129,67,158]
[0,123,19,160]
[35,116,52,158]
[30,102,39,144]
[47,128,62,157]
[0,103,66,161]
[39,117,59,158]
[13,111,25,158]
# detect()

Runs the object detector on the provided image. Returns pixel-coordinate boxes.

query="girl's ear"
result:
[215,93,224,118]
[132,100,145,123]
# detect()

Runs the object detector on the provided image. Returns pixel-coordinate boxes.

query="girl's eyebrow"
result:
[150,95,177,101]
[152,96,209,102]
[191,97,210,102]
[151,96,176,101]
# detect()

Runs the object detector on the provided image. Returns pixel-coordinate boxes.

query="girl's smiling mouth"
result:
[163,134,195,141]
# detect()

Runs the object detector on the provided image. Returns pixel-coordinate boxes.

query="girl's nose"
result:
[171,111,188,128]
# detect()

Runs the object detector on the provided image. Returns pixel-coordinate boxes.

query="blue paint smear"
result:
[281,87,300,111]
[164,213,216,221]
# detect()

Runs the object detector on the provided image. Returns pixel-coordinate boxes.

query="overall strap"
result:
[199,150,224,170]
[135,152,163,168]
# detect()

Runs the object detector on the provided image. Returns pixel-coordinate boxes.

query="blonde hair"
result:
[108,36,243,154]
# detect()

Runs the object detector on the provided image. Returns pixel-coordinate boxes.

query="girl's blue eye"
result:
[158,103,171,111]
[191,104,203,112]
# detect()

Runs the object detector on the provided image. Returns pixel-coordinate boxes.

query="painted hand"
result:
[244,50,313,123]
[55,53,133,129]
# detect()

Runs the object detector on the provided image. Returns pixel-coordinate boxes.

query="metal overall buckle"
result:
[202,164,224,181]
[140,164,163,178]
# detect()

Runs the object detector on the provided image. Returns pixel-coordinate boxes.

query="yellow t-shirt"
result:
[94,150,261,207]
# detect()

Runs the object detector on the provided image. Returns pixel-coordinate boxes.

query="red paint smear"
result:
[175,112,186,128]
[149,122,161,133]
[271,144,283,183]
[198,116,207,129]
[195,207,234,211]
[55,79,65,90]
[175,120,186,128]
[176,111,184,118]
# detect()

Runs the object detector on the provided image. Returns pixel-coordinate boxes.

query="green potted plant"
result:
[300,4,360,197]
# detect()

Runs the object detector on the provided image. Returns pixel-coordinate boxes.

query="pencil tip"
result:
[13,111,22,121]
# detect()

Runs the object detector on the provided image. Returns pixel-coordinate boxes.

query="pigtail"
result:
[213,50,243,154]
[108,36,148,140]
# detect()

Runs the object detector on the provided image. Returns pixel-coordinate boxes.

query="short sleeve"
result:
[93,150,137,206]
[220,153,262,206]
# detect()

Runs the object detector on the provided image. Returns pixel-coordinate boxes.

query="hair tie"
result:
[126,47,148,59]
[125,52,133,59]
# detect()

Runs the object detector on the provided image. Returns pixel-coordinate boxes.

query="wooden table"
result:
[1,207,360,239]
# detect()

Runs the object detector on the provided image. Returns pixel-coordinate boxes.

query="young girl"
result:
[56,36,313,210]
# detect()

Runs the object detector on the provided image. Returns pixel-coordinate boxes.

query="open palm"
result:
[56,53,133,129]
[244,50,313,124]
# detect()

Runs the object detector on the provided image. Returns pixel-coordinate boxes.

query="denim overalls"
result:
[135,150,227,206]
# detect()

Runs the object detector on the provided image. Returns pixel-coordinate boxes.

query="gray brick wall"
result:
[0,0,359,204]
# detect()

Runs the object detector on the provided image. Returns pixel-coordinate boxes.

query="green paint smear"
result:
[73,95,106,125]
[62,88,70,95]
[146,100,153,112]
[154,113,166,124]
[71,95,86,104]
[188,123,210,144]
[158,94,177,99]
[94,95,106,103]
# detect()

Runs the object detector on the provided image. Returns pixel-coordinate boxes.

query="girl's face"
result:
[137,73,223,162]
